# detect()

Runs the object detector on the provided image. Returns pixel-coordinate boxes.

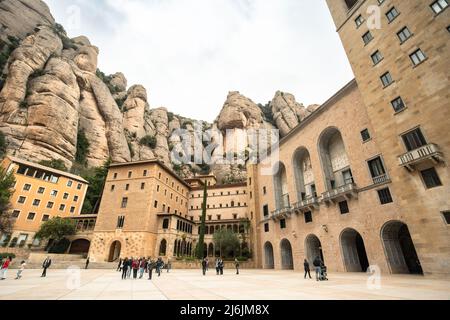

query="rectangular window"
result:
[391,97,406,113]
[431,0,448,14]
[162,219,169,229]
[217,215,221,221]
[50,190,58,197]
[263,187,267,195]
[339,201,350,214]
[264,223,269,233]
[67,180,73,187]
[38,187,45,194]
[378,188,393,204]
[442,211,450,225]
[143,170,147,177]
[113,173,118,179]
[117,216,125,229]
[18,196,26,204]
[42,214,50,222]
[141,182,145,190]
[77,183,82,190]
[111,185,115,191]
[12,210,20,218]
[27,212,36,220]
[304,211,313,224]
[263,205,269,217]
[402,128,427,151]
[63,193,69,200]
[70,206,75,213]
[59,204,66,211]
[74,196,79,202]
[397,26,412,43]
[410,49,427,66]
[380,72,393,87]
[125,184,130,191]
[421,168,442,189]
[368,157,386,179]
[154,200,158,208]
[355,15,364,27]
[23,184,31,191]
[371,50,383,65]
[121,197,128,208]
[47,202,54,209]
[32,199,41,206]
[362,31,374,45]
[386,7,400,22]
[280,219,286,229]
[128,171,132,178]
[361,129,371,142]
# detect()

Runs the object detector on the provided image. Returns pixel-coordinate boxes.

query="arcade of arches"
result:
[262,222,423,275]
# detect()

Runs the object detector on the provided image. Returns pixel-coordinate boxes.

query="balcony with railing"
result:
[321,182,358,204]
[398,143,443,171]
[293,196,320,213]
[271,193,292,220]
[372,173,390,185]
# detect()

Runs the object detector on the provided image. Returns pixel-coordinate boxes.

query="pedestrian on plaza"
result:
[139,258,146,279]
[85,257,90,270]
[117,258,123,271]
[41,256,52,278]
[147,258,154,280]
[219,258,224,275]
[127,257,133,278]
[156,257,163,277]
[202,258,208,276]
[313,256,322,281]
[304,259,312,279]
[234,258,240,275]
[121,258,129,280]
[166,259,171,273]
[0,256,12,280]
[215,258,220,275]
[15,260,26,280]
[205,258,209,271]
[132,258,139,279]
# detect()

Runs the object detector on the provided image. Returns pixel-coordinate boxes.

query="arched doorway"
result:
[280,239,294,270]
[264,242,274,269]
[381,221,423,274]
[108,241,121,262]
[69,239,91,255]
[340,228,369,272]
[159,239,167,256]
[208,243,214,257]
[305,234,323,264]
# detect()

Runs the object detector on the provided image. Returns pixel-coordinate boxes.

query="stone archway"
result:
[340,228,369,272]
[305,234,323,264]
[280,239,294,270]
[108,240,121,262]
[381,221,423,274]
[69,239,91,255]
[208,243,214,257]
[159,239,167,256]
[264,242,274,269]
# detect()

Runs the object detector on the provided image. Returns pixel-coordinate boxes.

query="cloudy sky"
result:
[45,0,354,122]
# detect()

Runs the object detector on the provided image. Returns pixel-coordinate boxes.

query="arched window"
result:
[273,162,289,209]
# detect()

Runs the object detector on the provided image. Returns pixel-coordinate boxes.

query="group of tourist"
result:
[201,258,240,276]
[303,256,328,281]
[0,256,52,280]
[117,257,171,280]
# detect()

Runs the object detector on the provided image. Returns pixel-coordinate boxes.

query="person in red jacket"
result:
[132,259,139,279]
[0,256,12,280]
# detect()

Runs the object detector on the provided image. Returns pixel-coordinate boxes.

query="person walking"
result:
[127,257,133,278]
[15,260,26,280]
[121,258,128,280]
[201,258,208,276]
[304,259,312,279]
[132,259,139,279]
[0,256,12,280]
[166,259,171,273]
[156,257,163,277]
[215,258,220,275]
[117,258,122,272]
[85,257,90,270]
[139,258,146,279]
[147,258,154,280]
[313,256,322,281]
[205,258,209,271]
[219,258,224,275]
[234,258,240,275]
[41,256,52,278]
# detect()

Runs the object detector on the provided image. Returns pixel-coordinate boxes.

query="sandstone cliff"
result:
[0,0,318,184]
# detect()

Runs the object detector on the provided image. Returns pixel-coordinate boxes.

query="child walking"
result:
[15,260,26,280]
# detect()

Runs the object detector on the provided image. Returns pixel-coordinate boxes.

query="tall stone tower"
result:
[326,0,450,275]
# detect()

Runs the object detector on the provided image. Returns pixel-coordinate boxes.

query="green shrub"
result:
[0,131,7,158]
[48,238,71,254]
[75,130,90,166]
[39,159,68,172]
[0,253,16,260]
[19,100,28,108]
[167,112,174,122]
[139,135,157,149]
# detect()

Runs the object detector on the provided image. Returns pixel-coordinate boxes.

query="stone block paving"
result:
[0,269,449,300]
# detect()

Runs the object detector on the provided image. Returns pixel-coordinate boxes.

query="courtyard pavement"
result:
[0,269,449,300]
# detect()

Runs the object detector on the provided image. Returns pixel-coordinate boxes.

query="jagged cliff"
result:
[0,0,318,183]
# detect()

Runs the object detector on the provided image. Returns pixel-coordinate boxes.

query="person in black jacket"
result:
[201,258,208,276]
[121,258,129,280]
[313,256,322,281]
[304,259,312,279]
[41,257,52,277]
[147,258,154,280]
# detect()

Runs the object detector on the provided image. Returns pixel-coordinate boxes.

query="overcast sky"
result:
[45,0,354,122]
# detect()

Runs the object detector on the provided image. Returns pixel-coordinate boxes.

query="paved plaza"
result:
[0,269,449,300]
